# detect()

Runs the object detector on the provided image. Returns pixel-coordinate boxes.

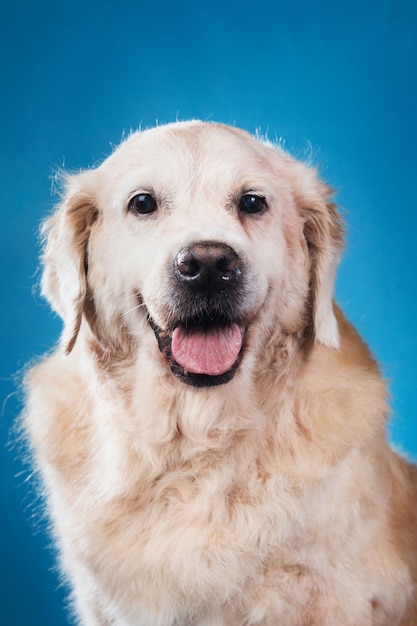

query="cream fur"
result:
[24,121,417,625]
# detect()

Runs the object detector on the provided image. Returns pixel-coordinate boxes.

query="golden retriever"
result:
[24,121,417,625]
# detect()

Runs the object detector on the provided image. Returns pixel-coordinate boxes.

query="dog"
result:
[23,121,417,625]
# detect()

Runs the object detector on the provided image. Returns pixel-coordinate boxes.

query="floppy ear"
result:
[300,183,344,349]
[41,172,98,354]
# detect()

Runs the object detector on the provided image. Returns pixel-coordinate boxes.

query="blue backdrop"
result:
[1,1,416,624]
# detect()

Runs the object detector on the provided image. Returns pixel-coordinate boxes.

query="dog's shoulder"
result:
[293,306,389,464]
[24,348,92,475]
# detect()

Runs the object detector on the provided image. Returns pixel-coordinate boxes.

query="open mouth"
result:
[149,317,246,387]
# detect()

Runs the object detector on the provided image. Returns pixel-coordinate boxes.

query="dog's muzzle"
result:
[149,242,248,387]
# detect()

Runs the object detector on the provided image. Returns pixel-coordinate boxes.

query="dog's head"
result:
[41,121,343,387]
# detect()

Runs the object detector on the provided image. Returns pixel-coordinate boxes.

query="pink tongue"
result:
[171,324,243,376]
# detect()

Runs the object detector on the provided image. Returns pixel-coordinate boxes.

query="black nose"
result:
[175,242,241,292]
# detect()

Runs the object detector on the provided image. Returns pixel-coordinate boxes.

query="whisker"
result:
[121,301,147,319]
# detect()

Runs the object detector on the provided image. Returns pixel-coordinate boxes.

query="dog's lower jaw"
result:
[172,359,241,388]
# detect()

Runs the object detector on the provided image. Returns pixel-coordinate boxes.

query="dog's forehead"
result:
[100,122,277,184]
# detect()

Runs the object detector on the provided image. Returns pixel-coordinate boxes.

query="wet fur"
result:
[24,121,417,625]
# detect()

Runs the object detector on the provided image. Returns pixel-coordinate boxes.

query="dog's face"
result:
[41,121,343,387]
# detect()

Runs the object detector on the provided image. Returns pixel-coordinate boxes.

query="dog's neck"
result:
[78,320,307,444]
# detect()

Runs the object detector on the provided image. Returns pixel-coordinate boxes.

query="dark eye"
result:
[128,193,157,215]
[238,193,266,215]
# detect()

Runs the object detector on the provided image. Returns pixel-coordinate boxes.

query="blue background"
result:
[1,1,416,624]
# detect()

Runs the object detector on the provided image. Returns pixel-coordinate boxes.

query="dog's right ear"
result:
[41,171,98,354]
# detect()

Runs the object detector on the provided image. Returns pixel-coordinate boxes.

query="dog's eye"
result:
[128,193,157,215]
[238,194,266,215]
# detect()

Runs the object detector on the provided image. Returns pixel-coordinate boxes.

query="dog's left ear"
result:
[41,171,98,354]
[299,181,344,350]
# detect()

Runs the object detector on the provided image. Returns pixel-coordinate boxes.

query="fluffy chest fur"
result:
[26,327,413,626]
